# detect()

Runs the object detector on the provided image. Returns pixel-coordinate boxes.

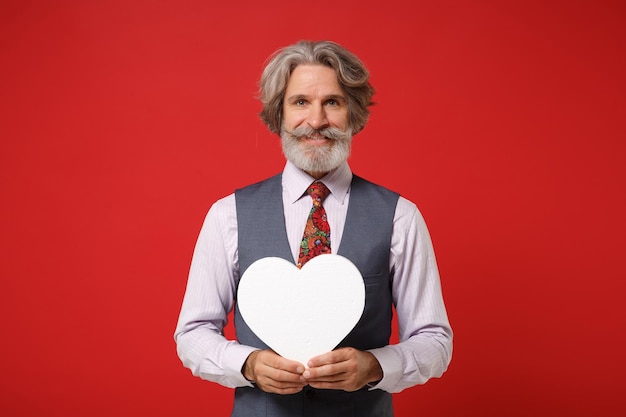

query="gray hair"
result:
[258,40,374,135]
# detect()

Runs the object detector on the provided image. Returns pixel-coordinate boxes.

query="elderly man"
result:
[175,40,452,417]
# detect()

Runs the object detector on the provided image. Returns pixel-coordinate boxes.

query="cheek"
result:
[329,111,349,130]
[282,110,302,130]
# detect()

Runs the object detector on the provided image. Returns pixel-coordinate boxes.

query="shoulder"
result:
[395,196,422,222]
[393,196,434,247]
[206,193,237,225]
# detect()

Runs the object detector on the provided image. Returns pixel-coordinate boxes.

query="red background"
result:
[1,1,625,416]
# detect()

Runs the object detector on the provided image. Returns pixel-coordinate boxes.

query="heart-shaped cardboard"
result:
[237,254,365,365]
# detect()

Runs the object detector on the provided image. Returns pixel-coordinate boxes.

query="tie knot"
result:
[307,181,330,206]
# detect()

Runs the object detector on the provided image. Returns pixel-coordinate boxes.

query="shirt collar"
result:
[282,160,352,205]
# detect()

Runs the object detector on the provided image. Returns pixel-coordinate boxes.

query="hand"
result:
[301,347,383,392]
[243,350,307,394]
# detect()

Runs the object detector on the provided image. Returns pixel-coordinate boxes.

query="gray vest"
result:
[233,174,399,417]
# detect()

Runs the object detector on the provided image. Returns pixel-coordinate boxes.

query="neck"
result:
[305,170,328,179]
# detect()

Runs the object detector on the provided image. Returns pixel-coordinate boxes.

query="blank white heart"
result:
[237,254,365,366]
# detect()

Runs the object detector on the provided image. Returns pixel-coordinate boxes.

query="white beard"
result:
[280,125,352,175]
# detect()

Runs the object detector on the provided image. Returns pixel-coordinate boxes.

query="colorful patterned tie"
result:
[297,181,331,268]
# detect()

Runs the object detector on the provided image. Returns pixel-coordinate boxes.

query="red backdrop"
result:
[1,1,625,416]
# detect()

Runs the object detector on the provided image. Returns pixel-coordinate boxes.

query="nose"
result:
[306,102,329,130]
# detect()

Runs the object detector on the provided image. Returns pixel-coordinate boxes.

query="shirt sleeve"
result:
[368,197,453,393]
[173,195,257,388]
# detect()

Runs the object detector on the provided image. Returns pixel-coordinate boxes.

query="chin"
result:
[288,145,350,174]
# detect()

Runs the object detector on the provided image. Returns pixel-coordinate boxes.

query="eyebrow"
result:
[286,93,347,102]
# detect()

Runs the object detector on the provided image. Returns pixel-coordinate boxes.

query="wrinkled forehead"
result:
[286,65,342,93]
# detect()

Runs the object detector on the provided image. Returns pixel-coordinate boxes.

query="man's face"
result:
[281,64,352,178]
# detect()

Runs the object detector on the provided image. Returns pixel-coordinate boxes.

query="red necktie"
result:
[297,181,331,268]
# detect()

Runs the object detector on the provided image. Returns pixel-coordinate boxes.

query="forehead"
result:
[285,65,344,97]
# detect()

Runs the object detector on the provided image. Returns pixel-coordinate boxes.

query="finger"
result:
[259,351,305,374]
[256,366,308,394]
[258,373,308,394]
[302,362,347,382]
[307,347,355,368]
[303,348,372,391]
[253,351,307,394]
[258,374,307,393]
[276,357,306,375]
[305,350,357,380]
[305,368,362,392]
[307,350,342,368]
[262,365,307,384]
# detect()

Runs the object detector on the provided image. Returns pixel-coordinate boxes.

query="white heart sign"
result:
[237,254,365,366]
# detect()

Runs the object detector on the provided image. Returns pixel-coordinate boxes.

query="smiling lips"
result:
[302,134,331,143]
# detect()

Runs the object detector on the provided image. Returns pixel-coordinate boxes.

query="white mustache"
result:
[283,126,351,141]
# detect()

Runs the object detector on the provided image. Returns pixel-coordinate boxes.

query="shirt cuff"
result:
[222,342,260,388]
[367,347,403,392]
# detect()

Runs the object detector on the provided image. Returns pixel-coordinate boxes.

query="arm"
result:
[369,198,453,392]
[174,196,256,388]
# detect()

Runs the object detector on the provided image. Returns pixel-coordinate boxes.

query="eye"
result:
[295,99,307,106]
[325,97,345,107]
